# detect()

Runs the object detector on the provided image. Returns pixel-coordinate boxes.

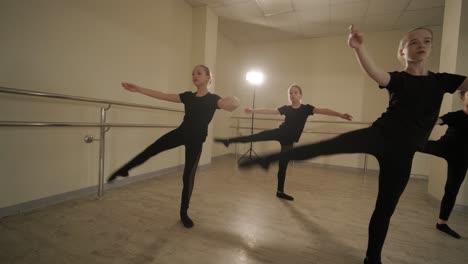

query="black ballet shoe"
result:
[180,212,194,228]
[214,138,230,147]
[364,257,382,264]
[107,168,129,183]
[276,191,294,201]
[238,156,270,170]
[436,223,461,239]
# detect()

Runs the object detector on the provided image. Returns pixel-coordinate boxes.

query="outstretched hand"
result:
[347,24,364,49]
[341,113,353,121]
[244,107,253,114]
[121,82,141,92]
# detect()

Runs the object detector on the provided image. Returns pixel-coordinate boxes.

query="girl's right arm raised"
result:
[244,107,280,115]
[348,25,390,87]
[122,82,181,103]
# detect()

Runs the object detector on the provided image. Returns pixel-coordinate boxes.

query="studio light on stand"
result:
[238,71,264,164]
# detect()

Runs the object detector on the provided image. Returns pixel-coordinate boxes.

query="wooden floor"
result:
[1,155,467,264]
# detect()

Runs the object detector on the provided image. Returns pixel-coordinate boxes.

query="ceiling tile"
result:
[396,7,444,28]
[363,13,399,31]
[188,0,445,44]
[256,0,294,16]
[328,23,351,35]
[213,1,264,20]
[367,0,410,15]
[264,12,298,28]
[296,6,330,24]
[331,1,369,20]
[407,0,445,10]
[330,16,365,29]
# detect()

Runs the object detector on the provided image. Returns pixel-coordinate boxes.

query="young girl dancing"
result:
[108,65,239,228]
[215,84,352,201]
[420,90,468,239]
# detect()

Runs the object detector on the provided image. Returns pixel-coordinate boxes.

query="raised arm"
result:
[122,82,181,103]
[348,25,390,87]
[217,96,240,112]
[244,107,280,115]
[313,108,353,121]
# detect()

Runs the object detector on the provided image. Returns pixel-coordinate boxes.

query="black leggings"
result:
[118,128,202,212]
[260,126,416,262]
[228,128,293,192]
[420,140,468,221]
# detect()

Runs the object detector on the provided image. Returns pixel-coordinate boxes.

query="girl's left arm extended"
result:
[313,108,353,121]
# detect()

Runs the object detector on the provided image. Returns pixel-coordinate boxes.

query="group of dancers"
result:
[107,26,467,264]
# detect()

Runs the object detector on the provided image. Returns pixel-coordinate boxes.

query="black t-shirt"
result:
[375,71,466,148]
[278,104,315,142]
[439,110,468,150]
[178,91,221,142]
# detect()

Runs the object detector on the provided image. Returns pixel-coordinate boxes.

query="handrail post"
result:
[235,118,240,159]
[98,105,110,198]
[363,153,368,174]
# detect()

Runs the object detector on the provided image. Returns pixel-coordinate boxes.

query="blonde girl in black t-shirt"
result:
[108,65,239,228]
[215,84,352,201]
[420,90,468,239]
[240,26,468,264]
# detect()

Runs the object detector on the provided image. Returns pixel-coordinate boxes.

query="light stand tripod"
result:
[238,85,258,163]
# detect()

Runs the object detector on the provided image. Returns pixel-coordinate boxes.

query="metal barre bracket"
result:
[83,135,100,143]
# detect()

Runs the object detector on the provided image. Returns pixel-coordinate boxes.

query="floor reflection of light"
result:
[237,248,247,262]
[244,232,257,248]
[227,211,262,263]
[236,234,256,264]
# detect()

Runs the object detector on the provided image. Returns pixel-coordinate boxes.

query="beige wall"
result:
[212,34,243,157]
[0,0,194,208]
[214,28,441,176]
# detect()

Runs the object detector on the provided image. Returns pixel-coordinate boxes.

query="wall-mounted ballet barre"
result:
[229,116,373,173]
[231,115,372,125]
[0,86,183,199]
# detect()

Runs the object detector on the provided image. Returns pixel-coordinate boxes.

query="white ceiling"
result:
[184,0,445,44]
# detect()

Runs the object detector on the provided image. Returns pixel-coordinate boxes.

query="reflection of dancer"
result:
[216,84,352,201]
[419,90,468,239]
[108,65,239,228]
[240,26,468,264]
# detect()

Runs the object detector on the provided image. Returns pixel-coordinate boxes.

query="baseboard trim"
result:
[294,161,428,180]
[0,161,212,219]
[0,184,99,219]
[0,155,443,219]
[295,160,373,174]
[426,192,468,212]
